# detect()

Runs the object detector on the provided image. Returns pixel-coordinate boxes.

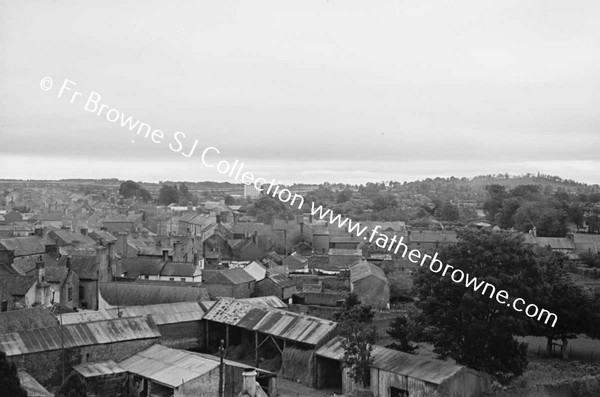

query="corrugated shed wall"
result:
[371,368,439,397]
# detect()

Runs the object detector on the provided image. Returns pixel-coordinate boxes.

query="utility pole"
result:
[219,339,225,397]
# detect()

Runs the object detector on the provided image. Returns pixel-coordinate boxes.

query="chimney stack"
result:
[116,232,128,257]
[36,255,47,286]
[34,226,45,238]
[66,255,72,269]
[216,214,221,224]
[173,241,182,262]
[162,249,169,262]
[80,228,88,236]
[240,369,257,396]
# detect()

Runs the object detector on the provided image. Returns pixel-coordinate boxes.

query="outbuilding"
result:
[316,336,491,397]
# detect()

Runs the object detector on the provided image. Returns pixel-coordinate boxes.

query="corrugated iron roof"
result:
[317,336,465,385]
[60,302,205,326]
[99,282,210,306]
[238,296,287,308]
[73,360,126,378]
[119,344,219,388]
[0,316,160,357]
[203,298,336,346]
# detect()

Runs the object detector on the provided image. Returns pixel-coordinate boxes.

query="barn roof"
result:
[73,360,126,378]
[317,336,465,385]
[0,316,161,357]
[203,298,337,346]
[99,282,209,306]
[350,261,388,284]
[119,345,219,388]
[60,302,205,326]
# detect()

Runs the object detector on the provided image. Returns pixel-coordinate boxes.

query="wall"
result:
[79,279,98,310]
[438,368,490,397]
[370,368,439,397]
[10,338,158,388]
[353,276,389,310]
[158,321,205,351]
[175,366,220,397]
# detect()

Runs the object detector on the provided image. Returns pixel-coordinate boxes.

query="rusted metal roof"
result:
[73,360,126,378]
[317,336,465,385]
[203,298,337,346]
[238,296,287,308]
[60,302,205,326]
[0,316,160,357]
[119,344,219,388]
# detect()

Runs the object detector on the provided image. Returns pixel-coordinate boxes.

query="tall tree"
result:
[387,315,419,354]
[157,184,180,206]
[0,350,27,397]
[414,229,542,380]
[528,251,592,359]
[334,293,376,389]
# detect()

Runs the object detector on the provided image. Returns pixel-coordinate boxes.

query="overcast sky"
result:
[1,0,599,185]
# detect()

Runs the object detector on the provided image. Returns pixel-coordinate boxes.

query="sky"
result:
[1,0,599,185]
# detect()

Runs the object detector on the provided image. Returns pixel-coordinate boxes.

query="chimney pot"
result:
[241,368,258,396]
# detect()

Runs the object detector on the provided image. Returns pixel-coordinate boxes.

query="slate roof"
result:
[317,336,469,385]
[206,268,255,285]
[89,230,118,244]
[99,282,210,306]
[0,274,37,296]
[161,262,198,277]
[203,298,337,346]
[350,261,388,284]
[264,274,298,288]
[0,307,59,334]
[69,255,98,280]
[0,236,49,257]
[120,258,165,278]
[49,229,96,247]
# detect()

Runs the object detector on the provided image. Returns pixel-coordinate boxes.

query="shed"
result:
[255,274,299,303]
[72,360,128,397]
[204,268,256,299]
[316,337,491,397]
[119,344,220,397]
[203,298,337,387]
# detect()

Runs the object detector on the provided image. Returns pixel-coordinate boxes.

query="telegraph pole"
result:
[219,339,225,397]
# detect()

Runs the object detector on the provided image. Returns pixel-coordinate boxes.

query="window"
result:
[1,301,7,312]
[144,275,150,280]
[67,284,73,301]
[180,278,185,281]
[79,285,84,299]
[169,278,175,281]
